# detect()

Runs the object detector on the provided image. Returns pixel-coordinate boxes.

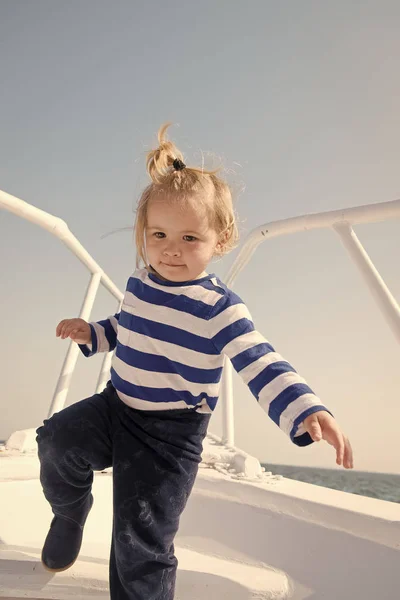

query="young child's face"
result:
[145,198,220,282]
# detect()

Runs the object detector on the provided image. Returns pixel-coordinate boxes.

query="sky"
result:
[0,1,399,474]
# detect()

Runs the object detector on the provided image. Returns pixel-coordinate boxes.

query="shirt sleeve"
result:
[209,294,332,446]
[79,313,120,357]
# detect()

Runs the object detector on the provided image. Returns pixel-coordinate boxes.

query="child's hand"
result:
[303,411,354,469]
[56,318,91,344]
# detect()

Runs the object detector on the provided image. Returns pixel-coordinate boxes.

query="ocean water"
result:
[263,463,400,504]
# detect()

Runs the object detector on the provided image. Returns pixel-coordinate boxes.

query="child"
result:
[36,123,353,599]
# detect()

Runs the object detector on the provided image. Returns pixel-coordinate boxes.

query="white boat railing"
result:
[2,189,399,447]
[0,189,124,418]
[221,198,400,445]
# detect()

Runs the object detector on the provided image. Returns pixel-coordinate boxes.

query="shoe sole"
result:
[41,556,77,573]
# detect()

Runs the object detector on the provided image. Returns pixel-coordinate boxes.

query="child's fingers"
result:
[323,425,344,465]
[56,320,68,337]
[306,412,354,469]
[335,434,345,466]
[326,428,354,469]
[58,321,70,339]
[59,320,79,339]
[59,322,70,339]
[343,437,354,469]
[63,323,80,339]
[319,419,346,466]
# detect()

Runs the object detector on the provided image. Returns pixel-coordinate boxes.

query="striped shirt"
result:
[80,268,330,446]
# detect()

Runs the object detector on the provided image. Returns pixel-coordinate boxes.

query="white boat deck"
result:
[0,439,291,600]
[1,436,400,599]
[1,479,290,600]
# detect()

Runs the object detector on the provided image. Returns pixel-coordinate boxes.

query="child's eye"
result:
[183,235,197,242]
[153,232,165,238]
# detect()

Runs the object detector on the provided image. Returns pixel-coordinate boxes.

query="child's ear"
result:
[214,232,228,255]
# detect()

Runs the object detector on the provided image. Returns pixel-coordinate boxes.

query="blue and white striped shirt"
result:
[80,268,330,446]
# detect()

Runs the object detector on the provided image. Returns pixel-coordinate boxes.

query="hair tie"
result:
[173,158,186,171]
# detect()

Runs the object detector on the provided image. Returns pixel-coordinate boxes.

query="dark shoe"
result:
[41,494,93,572]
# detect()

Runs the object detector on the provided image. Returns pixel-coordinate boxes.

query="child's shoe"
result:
[41,494,93,572]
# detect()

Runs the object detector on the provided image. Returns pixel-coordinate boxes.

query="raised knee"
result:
[36,417,63,459]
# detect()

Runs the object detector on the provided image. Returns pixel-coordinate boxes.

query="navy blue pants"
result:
[36,382,210,599]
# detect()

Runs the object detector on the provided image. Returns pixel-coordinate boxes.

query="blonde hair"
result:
[134,122,239,269]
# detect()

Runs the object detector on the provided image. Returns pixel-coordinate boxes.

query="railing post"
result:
[333,223,400,344]
[48,272,102,417]
[220,358,235,446]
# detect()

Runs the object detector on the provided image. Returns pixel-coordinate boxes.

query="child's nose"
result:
[163,243,181,256]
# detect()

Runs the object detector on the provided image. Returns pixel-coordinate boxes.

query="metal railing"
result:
[2,189,399,446]
[220,198,400,445]
[0,189,124,418]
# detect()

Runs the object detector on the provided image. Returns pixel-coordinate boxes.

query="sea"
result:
[263,463,400,504]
